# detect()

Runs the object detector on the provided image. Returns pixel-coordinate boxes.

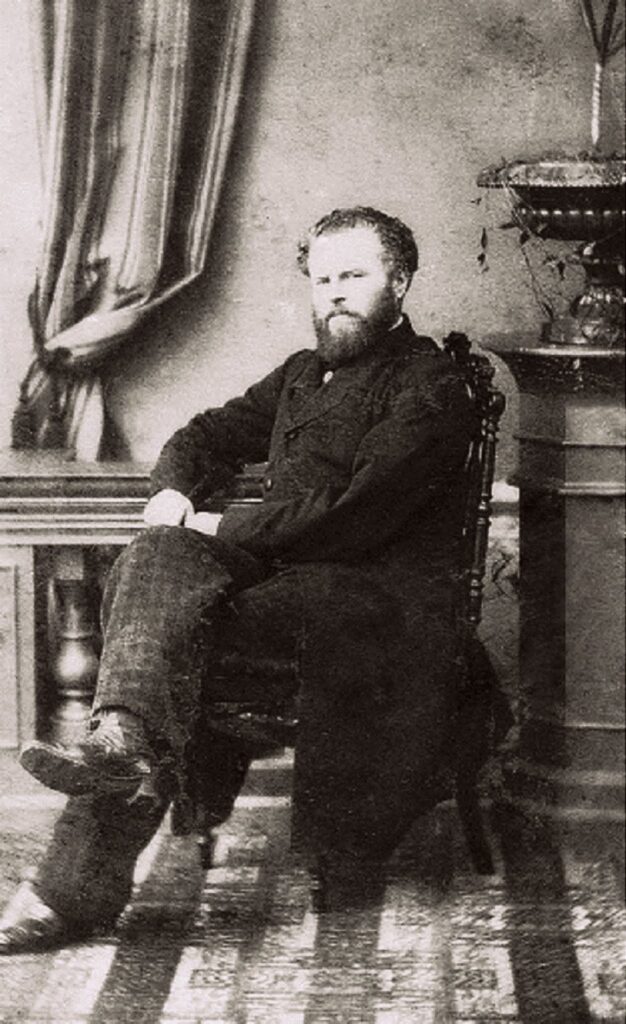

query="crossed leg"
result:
[7,526,302,943]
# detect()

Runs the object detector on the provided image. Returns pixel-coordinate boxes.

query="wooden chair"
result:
[172,333,508,874]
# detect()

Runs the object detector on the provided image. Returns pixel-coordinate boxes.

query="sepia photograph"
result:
[0,1,624,1021]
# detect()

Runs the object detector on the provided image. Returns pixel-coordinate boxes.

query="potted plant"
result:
[477,0,625,347]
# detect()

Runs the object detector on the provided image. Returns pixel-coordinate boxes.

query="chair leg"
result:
[455,777,495,875]
[197,830,216,870]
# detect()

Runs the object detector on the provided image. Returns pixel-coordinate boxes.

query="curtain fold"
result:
[13,0,256,459]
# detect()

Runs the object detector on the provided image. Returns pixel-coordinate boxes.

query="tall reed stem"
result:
[591,60,603,147]
[578,0,624,149]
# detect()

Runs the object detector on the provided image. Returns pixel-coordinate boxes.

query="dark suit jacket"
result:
[151,317,480,861]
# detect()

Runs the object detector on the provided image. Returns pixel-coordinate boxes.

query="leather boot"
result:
[0,882,95,955]
[19,709,154,799]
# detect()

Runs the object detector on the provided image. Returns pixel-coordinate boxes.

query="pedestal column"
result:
[484,336,625,849]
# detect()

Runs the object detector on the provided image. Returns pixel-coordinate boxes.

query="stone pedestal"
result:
[484,335,625,853]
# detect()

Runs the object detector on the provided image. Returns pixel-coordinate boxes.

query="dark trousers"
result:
[36,526,301,925]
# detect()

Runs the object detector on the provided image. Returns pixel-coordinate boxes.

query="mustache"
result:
[325,309,363,323]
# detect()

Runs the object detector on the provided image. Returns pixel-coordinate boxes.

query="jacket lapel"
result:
[282,318,436,434]
[283,356,349,433]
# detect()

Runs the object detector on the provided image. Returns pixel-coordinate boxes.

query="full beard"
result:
[313,293,399,368]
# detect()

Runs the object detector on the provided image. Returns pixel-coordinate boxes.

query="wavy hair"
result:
[297,206,418,280]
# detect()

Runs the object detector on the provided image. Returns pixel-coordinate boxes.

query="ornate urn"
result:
[477,156,625,346]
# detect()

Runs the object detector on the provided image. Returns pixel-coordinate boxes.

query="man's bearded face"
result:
[307,227,406,368]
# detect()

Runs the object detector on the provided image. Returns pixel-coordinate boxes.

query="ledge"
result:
[0,450,150,545]
[0,449,519,545]
[0,449,151,498]
[482,334,625,395]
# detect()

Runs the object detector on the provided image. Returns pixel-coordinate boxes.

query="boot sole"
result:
[19,740,148,797]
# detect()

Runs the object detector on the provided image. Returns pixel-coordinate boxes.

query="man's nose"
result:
[329,278,346,304]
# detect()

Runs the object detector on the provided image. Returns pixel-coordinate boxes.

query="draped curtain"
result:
[13,0,256,459]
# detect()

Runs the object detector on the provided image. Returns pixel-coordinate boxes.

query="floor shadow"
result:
[495,804,593,1024]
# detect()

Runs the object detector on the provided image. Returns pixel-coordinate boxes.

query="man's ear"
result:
[392,270,410,301]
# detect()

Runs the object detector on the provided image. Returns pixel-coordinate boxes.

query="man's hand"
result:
[144,489,222,535]
[143,489,193,526]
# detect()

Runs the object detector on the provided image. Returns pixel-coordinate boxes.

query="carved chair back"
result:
[442,332,506,632]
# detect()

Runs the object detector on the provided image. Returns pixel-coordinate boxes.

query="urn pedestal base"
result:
[484,335,625,860]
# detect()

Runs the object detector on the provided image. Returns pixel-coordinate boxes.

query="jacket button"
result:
[264,476,273,491]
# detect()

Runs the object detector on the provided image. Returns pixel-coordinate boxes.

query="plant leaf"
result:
[600,0,619,60]
[579,0,601,53]
[541,300,554,320]
[608,20,625,55]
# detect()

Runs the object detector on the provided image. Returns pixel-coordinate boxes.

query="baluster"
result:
[47,552,100,747]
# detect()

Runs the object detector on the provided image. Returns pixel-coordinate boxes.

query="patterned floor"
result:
[0,751,624,1024]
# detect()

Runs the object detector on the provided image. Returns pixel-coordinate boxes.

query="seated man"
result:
[0,206,477,953]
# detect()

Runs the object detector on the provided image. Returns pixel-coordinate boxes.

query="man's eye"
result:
[347,271,364,278]
[315,277,330,286]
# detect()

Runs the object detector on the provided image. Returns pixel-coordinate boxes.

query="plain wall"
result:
[1,0,624,474]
